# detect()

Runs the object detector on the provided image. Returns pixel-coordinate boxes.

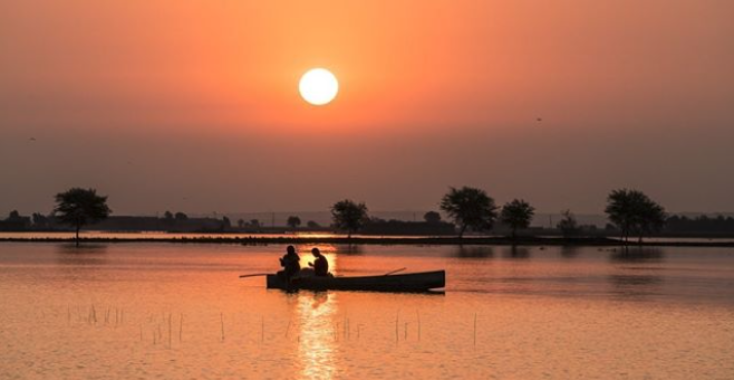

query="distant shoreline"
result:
[2,236,734,247]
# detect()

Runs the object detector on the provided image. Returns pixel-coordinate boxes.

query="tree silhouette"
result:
[331,199,368,238]
[500,199,535,239]
[32,213,49,228]
[164,211,174,220]
[557,209,579,238]
[307,220,321,228]
[237,219,245,229]
[605,189,666,244]
[222,216,231,230]
[54,188,111,247]
[174,212,188,221]
[440,186,497,238]
[423,211,442,224]
[287,216,302,229]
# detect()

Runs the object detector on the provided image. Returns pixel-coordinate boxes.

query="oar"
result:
[383,267,407,276]
[239,273,271,279]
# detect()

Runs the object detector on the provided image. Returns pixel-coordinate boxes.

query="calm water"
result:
[1,243,733,379]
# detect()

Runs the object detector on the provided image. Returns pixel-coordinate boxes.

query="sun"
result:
[299,68,339,106]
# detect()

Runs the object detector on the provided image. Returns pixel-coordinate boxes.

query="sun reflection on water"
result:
[295,292,339,380]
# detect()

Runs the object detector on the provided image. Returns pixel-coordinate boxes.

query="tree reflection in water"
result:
[453,246,494,258]
[609,247,665,298]
[505,246,530,259]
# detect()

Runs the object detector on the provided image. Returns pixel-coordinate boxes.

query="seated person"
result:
[278,245,301,280]
[308,247,329,277]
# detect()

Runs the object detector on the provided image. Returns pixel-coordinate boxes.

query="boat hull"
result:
[266,270,445,292]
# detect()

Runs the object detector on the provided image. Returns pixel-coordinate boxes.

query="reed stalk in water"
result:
[220,312,225,342]
[168,313,172,348]
[179,313,183,342]
[417,310,421,342]
[473,313,477,348]
[395,310,400,344]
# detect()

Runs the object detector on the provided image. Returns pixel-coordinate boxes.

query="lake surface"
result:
[1,243,733,379]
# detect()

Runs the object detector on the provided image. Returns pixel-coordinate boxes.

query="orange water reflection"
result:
[293,292,339,379]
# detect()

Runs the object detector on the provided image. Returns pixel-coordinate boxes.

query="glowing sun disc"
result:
[299,68,339,105]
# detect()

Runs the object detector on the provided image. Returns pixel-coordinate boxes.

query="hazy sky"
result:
[1,0,733,216]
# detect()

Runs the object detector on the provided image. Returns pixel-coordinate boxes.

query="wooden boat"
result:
[266,270,445,292]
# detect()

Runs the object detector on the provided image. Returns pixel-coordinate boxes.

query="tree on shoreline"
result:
[424,211,442,224]
[331,199,368,238]
[54,188,111,247]
[287,216,302,229]
[500,199,535,240]
[605,189,666,244]
[557,209,579,238]
[440,186,498,238]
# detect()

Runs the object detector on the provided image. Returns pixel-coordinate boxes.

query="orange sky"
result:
[1,0,733,215]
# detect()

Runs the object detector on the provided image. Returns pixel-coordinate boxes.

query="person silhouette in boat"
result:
[308,247,329,277]
[278,245,301,281]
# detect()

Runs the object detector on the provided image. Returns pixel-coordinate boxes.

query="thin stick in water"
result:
[168,313,172,348]
[417,310,421,342]
[473,313,477,348]
[395,311,399,344]
[179,313,183,342]
[220,312,225,342]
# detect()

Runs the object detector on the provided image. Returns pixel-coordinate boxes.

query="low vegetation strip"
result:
[1,236,734,247]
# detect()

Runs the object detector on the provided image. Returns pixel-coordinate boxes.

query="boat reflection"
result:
[294,291,339,380]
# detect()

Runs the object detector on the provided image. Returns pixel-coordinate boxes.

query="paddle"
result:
[383,267,407,276]
[238,273,271,279]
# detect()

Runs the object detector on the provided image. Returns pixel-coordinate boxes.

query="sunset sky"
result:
[1,0,732,216]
